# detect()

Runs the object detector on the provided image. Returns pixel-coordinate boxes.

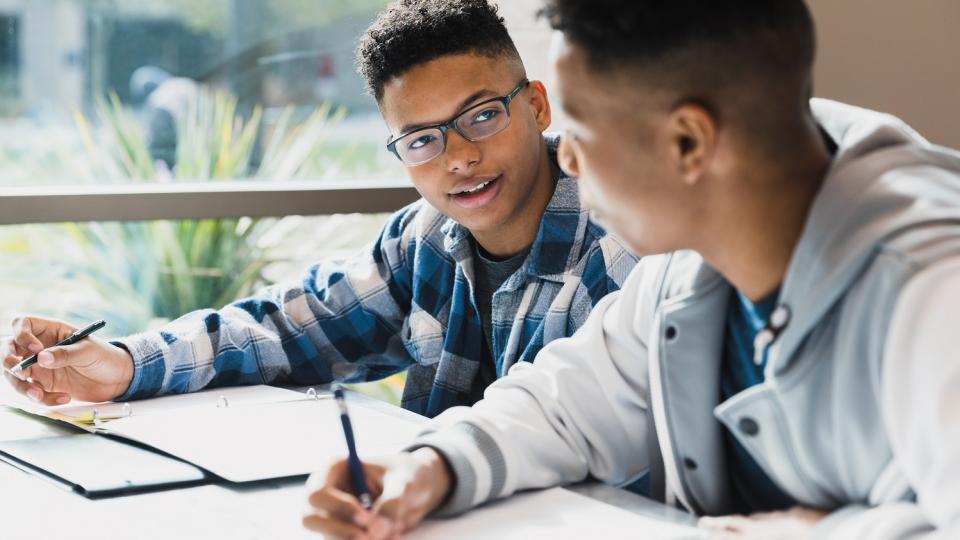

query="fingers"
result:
[2,369,71,405]
[11,317,50,355]
[9,316,76,358]
[321,458,386,495]
[308,487,370,527]
[3,349,21,370]
[34,339,108,372]
[302,511,370,540]
[305,459,399,540]
[371,485,412,539]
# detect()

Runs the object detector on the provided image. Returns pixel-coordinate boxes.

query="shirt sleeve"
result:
[114,205,421,401]
[406,257,660,516]
[815,256,960,539]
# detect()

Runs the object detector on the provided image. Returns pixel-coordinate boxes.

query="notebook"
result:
[3,385,422,484]
[0,434,207,498]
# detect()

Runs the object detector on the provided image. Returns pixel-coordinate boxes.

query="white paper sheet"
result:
[53,384,307,420]
[1,384,307,427]
[0,406,78,442]
[102,398,422,482]
[411,487,703,540]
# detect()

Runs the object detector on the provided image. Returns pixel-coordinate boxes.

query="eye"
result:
[407,134,437,150]
[471,108,500,125]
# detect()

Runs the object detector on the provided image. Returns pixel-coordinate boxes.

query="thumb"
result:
[375,463,411,515]
[36,341,98,370]
[369,469,410,538]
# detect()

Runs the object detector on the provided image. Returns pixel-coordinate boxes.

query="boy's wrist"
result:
[110,344,136,401]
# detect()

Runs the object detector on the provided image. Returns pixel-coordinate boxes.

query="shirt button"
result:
[739,417,760,437]
[683,457,698,471]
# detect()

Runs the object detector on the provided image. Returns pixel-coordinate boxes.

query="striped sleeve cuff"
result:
[111,334,168,401]
[405,422,508,517]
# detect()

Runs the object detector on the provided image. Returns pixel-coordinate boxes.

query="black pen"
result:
[333,385,373,509]
[10,320,106,379]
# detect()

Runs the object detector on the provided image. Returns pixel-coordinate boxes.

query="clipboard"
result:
[0,434,207,498]
[2,385,421,486]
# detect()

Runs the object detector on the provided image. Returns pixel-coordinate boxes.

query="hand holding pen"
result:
[2,316,135,406]
[302,386,454,539]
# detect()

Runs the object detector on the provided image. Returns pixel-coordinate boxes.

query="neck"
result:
[472,141,556,258]
[699,120,833,302]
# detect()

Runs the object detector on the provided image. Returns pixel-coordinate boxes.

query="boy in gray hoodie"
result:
[304,1,960,538]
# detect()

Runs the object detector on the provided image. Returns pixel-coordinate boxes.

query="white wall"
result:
[496,0,960,148]
[808,0,960,148]
[492,0,567,131]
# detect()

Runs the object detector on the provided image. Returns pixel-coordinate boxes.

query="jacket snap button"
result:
[770,305,791,329]
[739,417,760,436]
[665,325,678,341]
[683,457,698,470]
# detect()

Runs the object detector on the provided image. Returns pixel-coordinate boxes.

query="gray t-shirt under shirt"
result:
[468,240,530,403]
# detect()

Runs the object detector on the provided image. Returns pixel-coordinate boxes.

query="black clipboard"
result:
[0,433,208,498]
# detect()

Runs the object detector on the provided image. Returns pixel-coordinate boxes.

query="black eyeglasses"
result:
[386,79,530,166]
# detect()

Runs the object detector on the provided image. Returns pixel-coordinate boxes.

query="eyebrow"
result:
[398,88,499,135]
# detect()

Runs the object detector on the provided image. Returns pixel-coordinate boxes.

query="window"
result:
[0,1,413,343]
[0,0,405,187]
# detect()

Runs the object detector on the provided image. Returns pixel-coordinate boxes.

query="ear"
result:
[667,102,716,185]
[527,80,553,132]
[557,134,580,178]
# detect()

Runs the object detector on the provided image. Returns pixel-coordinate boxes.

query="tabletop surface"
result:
[0,385,698,539]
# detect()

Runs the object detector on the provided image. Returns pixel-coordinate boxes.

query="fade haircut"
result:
[358,0,523,101]
[541,0,818,147]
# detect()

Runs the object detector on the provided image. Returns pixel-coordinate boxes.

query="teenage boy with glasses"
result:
[304,1,960,539]
[2,1,636,422]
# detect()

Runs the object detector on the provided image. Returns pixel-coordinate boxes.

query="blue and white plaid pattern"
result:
[116,136,639,417]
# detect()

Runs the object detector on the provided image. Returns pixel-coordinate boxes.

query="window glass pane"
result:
[0,214,388,336]
[0,0,404,186]
[1,213,405,403]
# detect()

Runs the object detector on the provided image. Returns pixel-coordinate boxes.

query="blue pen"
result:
[333,385,373,509]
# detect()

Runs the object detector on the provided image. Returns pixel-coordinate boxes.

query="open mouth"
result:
[451,175,501,199]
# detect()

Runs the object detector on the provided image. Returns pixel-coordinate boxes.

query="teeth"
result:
[461,180,491,194]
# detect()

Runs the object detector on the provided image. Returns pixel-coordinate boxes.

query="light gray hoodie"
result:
[409,99,960,538]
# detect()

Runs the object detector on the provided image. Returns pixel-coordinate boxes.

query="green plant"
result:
[0,88,407,406]
[19,89,349,334]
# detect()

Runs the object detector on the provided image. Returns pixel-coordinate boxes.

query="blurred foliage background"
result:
[0,0,411,405]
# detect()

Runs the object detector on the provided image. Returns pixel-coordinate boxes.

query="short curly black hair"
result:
[358,0,522,101]
[540,0,815,73]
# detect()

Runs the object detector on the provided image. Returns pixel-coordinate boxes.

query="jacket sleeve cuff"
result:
[111,334,168,401]
[404,422,509,518]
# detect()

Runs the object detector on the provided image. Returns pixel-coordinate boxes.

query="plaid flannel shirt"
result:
[116,135,639,417]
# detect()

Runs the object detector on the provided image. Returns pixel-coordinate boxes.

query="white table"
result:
[0,386,697,539]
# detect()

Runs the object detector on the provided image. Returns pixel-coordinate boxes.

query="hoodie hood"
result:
[773,98,960,369]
